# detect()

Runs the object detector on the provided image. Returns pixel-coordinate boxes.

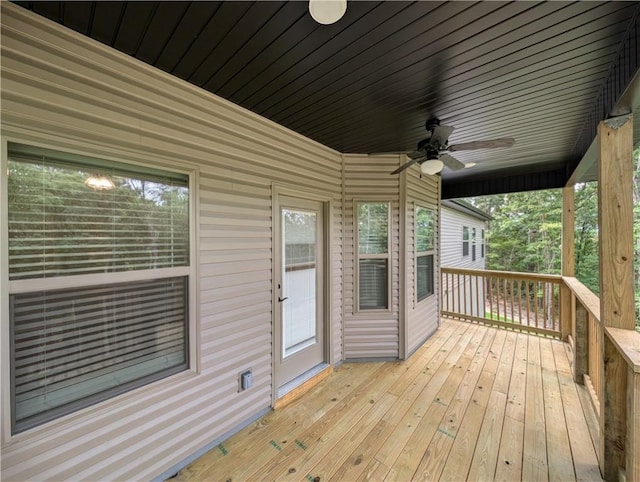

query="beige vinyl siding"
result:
[0,4,342,481]
[342,155,400,359]
[405,167,440,356]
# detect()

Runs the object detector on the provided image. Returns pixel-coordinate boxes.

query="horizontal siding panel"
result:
[0,5,342,481]
[406,168,440,355]
[342,154,400,360]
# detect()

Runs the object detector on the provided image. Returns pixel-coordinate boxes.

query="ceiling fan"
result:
[390,118,515,175]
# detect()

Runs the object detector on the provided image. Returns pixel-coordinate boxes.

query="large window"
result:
[7,143,191,433]
[415,206,435,301]
[357,202,389,310]
[462,226,469,256]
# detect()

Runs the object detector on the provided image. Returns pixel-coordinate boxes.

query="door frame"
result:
[271,183,333,405]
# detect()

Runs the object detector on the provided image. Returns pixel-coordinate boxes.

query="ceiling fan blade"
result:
[429,124,455,147]
[449,137,515,151]
[440,153,466,171]
[407,150,425,160]
[390,157,422,175]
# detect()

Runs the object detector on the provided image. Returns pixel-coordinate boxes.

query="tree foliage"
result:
[468,147,640,331]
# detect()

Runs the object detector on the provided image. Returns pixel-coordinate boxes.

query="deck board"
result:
[172,319,602,482]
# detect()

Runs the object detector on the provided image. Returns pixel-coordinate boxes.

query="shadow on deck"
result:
[173,318,602,481]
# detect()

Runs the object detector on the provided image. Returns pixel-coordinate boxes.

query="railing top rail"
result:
[605,327,640,374]
[562,276,601,322]
[441,266,562,283]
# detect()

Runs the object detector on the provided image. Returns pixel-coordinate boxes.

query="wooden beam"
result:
[562,186,575,277]
[598,114,635,330]
[597,113,635,481]
[560,186,575,340]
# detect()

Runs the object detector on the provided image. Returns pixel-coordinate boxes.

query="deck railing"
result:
[441,267,640,480]
[562,276,602,416]
[440,267,563,337]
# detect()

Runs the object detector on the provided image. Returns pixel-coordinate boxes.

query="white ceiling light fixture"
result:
[420,159,444,176]
[309,0,347,25]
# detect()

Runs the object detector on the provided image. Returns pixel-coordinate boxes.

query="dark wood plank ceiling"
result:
[13,1,640,197]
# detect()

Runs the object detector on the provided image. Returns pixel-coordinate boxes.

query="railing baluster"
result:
[488,276,494,320]
[520,281,531,326]
[534,281,539,328]
[463,274,468,316]
[510,279,515,324]
[502,277,507,323]
[517,279,522,324]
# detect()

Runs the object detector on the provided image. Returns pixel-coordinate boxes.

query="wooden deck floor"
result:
[173,319,602,481]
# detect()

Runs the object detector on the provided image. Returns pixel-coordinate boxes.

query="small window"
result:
[472,227,477,261]
[481,229,485,258]
[7,143,192,433]
[415,206,435,302]
[462,226,469,256]
[357,203,390,310]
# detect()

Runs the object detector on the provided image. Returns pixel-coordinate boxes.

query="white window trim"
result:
[355,200,391,313]
[462,226,470,257]
[415,204,435,303]
[0,137,200,441]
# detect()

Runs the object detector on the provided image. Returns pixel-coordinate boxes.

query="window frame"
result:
[1,139,198,437]
[472,227,477,261]
[415,204,435,303]
[355,201,391,312]
[462,226,470,256]
[481,228,485,258]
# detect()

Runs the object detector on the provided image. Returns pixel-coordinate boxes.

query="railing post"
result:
[573,299,588,384]
[561,186,574,341]
[626,365,640,482]
[560,284,571,340]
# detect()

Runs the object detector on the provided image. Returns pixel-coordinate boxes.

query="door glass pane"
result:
[282,209,317,358]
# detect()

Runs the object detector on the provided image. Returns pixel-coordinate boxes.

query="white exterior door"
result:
[275,196,325,389]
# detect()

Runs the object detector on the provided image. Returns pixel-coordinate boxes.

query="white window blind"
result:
[8,144,189,280]
[7,143,191,433]
[416,207,435,302]
[357,203,389,310]
[11,278,187,429]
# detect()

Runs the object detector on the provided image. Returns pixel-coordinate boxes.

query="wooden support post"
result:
[597,114,635,481]
[560,186,575,340]
[626,366,640,482]
[573,299,588,384]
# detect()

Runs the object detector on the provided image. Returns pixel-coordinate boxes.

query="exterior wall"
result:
[441,204,488,317]
[405,167,441,356]
[342,155,400,359]
[0,5,342,481]
[440,205,487,270]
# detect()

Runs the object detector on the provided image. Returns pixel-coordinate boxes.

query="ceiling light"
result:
[421,159,444,175]
[309,0,347,25]
[84,175,115,190]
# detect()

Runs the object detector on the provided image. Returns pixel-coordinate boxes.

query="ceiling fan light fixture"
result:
[309,0,347,25]
[84,175,115,190]
[420,159,444,175]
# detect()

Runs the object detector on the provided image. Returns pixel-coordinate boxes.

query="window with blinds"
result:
[357,202,390,310]
[416,206,435,302]
[7,143,191,434]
